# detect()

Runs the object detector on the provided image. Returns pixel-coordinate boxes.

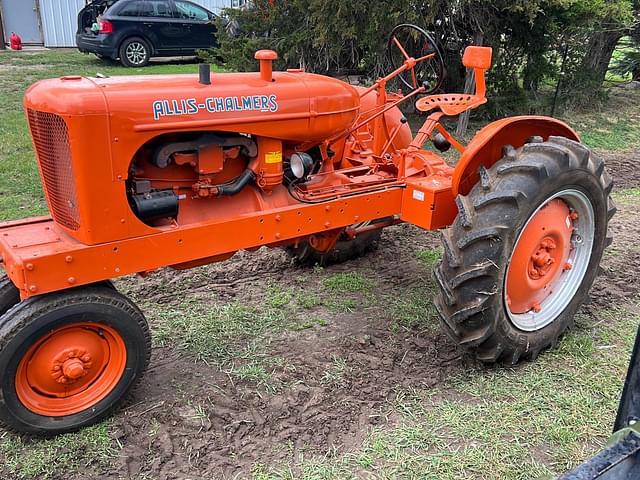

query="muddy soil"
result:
[9,150,639,480]
[100,223,467,480]
[598,149,640,190]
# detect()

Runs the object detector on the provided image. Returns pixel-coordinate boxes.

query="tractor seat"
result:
[415,45,492,116]
[415,93,486,116]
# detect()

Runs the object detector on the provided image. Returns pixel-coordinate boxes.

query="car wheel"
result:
[119,37,151,67]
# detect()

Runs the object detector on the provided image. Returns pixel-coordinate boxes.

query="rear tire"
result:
[433,137,614,363]
[119,37,151,67]
[0,285,151,435]
[287,228,382,267]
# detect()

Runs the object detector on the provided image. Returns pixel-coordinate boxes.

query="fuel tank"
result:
[24,69,361,143]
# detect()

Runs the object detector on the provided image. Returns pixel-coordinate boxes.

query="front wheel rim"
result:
[15,322,127,416]
[505,189,595,332]
[126,42,146,65]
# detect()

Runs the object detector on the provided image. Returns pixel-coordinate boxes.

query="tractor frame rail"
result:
[0,179,455,300]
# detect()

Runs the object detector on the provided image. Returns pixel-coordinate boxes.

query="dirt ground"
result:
[22,149,628,480]
[107,217,459,479]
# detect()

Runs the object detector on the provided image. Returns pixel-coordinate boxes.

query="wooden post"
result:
[0,9,6,50]
[455,33,484,139]
[455,69,474,138]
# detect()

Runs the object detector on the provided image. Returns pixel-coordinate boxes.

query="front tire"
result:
[434,137,615,363]
[0,285,151,434]
[119,37,151,67]
[0,276,20,317]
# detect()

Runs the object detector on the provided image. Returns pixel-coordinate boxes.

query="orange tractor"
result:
[0,25,614,434]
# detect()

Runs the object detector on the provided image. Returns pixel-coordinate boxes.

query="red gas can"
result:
[10,32,22,50]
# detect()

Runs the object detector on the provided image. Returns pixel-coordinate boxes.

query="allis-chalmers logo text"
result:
[152,95,279,120]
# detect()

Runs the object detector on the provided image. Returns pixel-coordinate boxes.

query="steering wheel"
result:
[387,24,445,94]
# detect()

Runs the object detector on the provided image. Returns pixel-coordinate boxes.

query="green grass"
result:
[613,186,640,200]
[151,299,287,363]
[251,305,638,479]
[416,248,442,267]
[321,272,374,292]
[390,287,438,332]
[319,356,352,387]
[564,88,640,151]
[0,423,114,480]
[266,285,295,308]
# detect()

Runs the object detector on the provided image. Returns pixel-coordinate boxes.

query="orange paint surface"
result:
[0,47,581,300]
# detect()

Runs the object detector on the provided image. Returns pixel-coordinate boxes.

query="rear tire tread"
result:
[434,137,613,363]
[287,229,382,266]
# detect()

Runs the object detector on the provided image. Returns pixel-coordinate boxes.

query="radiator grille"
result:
[27,109,80,230]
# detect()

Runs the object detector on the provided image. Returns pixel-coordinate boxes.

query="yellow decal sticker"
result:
[265,151,283,164]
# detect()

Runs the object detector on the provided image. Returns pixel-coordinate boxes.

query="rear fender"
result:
[452,116,579,197]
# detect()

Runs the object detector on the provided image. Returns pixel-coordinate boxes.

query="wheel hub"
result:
[16,323,127,416]
[504,189,596,332]
[51,348,93,384]
[506,198,573,314]
[529,237,557,279]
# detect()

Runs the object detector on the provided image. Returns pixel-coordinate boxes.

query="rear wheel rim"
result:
[126,42,146,65]
[15,322,127,416]
[505,189,595,332]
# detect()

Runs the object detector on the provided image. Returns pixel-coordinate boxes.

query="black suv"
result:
[76,0,218,67]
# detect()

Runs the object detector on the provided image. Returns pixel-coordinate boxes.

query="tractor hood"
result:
[23,70,361,143]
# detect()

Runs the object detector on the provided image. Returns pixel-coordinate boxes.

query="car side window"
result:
[137,0,174,18]
[174,1,210,21]
[117,0,146,16]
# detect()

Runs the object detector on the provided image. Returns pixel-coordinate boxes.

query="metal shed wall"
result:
[39,0,85,47]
